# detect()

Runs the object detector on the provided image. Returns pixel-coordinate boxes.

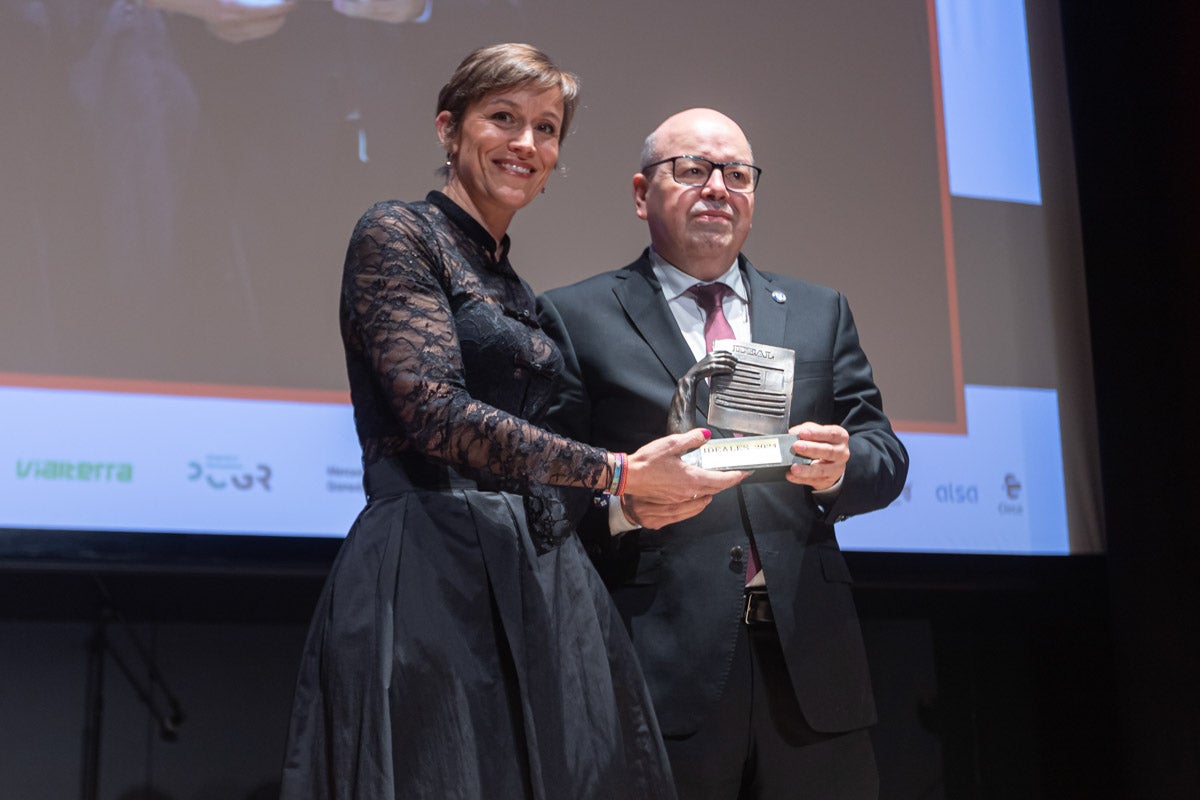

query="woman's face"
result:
[437,85,564,239]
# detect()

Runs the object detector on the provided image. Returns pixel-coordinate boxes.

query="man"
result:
[537,108,908,799]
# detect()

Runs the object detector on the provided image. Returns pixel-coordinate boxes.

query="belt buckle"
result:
[743,588,769,626]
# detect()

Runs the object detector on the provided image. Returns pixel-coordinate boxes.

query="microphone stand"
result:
[80,577,185,800]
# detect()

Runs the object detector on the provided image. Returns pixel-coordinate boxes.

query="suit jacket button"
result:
[729,545,744,562]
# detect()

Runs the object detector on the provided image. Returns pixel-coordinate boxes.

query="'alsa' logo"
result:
[16,460,133,482]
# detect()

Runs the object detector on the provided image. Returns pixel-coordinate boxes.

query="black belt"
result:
[743,588,773,627]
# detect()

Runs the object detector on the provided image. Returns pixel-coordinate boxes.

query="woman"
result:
[280,43,743,799]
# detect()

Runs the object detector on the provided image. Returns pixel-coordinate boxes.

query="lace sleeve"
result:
[342,202,611,490]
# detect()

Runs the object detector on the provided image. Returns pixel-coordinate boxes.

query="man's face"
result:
[633,112,755,276]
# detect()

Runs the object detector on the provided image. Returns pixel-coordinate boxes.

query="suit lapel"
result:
[615,253,713,425]
[616,254,697,384]
[743,258,801,437]
[742,256,789,347]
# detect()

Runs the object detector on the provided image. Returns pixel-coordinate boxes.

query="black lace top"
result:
[340,192,607,544]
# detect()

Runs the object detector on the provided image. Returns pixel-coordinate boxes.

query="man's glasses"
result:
[641,155,763,193]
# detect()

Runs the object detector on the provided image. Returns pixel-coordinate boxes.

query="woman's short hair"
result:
[437,43,580,147]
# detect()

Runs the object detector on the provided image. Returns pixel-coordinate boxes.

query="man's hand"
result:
[786,422,849,491]
[620,493,712,530]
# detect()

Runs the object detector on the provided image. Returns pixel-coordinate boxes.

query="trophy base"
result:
[680,434,813,471]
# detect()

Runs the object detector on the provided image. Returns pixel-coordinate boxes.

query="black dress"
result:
[280,192,676,799]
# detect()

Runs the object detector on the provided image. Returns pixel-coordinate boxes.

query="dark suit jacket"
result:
[536,251,908,736]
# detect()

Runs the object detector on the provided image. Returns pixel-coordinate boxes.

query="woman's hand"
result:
[622,428,746,505]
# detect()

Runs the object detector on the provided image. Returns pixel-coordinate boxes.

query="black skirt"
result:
[281,461,676,799]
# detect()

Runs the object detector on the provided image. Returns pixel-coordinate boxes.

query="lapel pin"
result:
[771,289,787,304]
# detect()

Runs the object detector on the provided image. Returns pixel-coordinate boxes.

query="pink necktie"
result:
[686,282,735,353]
[686,283,762,583]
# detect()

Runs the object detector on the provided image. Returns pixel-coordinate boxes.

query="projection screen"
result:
[0,0,1103,559]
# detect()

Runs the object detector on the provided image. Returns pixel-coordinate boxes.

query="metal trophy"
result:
[672,340,812,471]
